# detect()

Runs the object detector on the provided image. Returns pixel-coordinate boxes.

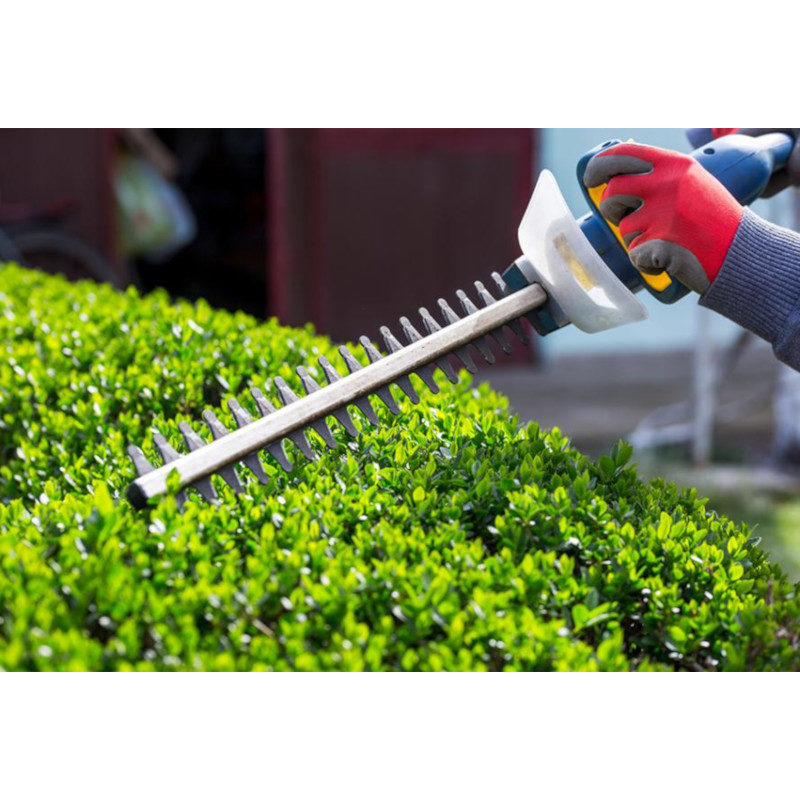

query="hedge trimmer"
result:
[127,132,792,509]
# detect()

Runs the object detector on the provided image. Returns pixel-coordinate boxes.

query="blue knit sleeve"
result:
[700,209,800,370]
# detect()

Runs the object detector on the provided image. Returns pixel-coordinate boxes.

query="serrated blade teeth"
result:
[296,365,334,424]
[455,351,477,374]
[509,320,529,344]
[250,385,277,415]
[176,422,218,502]
[338,345,363,374]
[437,299,477,373]
[202,409,228,439]
[489,328,512,355]
[312,423,339,448]
[359,335,382,364]
[491,271,508,296]
[295,366,339,448]
[399,316,439,393]
[227,397,253,427]
[226,399,270,484]
[400,317,422,342]
[328,409,355,437]
[249,386,292,471]
[474,281,512,354]
[289,430,316,461]
[152,428,180,462]
[151,429,187,507]
[178,421,205,452]
[129,432,187,507]
[296,365,321,393]
[473,339,495,364]
[379,325,403,353]
[273,376,300,406]
[455,288,479,315]
[457,288,497,362]
[438,362,460,383]
[374,387,400,415]
[379,391,401,415]
[399,315,421,342]
[127,444,155,477]
[201,411,243,492]
[490,272,529,344]
[354,397,380,426]
[312,420,338,448]
[474,280,496,306]
[418,307,458,384]
[437,298,460,326]
[319,355,379,427]
[455,290,495,364]
[359,336,400,414]
[269,378,317,461]
[318,355,340,383]
[243,455,270,484]
[419,306,442,335]
[267,445,292,472]
[354,398,380,426]
[379,326,420,404]
[394,376,420,404]
[421,374,442,394]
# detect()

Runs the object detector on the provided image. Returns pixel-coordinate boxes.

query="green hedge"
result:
[1,263,798,670]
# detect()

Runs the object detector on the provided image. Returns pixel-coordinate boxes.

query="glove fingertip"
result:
[582,151,652,189]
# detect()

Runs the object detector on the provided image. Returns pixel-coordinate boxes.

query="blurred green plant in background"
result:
[706,495,800,581]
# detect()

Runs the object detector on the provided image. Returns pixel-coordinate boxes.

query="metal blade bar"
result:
[127,282,546,507]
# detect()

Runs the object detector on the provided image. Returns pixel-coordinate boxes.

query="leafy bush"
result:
[1,263,798,671]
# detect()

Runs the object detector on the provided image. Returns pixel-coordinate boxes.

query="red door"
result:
[267,129,538,361]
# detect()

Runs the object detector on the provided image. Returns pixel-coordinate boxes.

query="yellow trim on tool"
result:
[587,183,672,293]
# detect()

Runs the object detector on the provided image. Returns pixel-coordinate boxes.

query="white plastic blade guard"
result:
[516,169,648,333]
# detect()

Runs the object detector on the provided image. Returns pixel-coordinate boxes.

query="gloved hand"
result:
[737,128,800,197]
[583,142,744,294]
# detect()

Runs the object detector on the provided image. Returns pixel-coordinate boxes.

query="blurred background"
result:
[1,128,798,576]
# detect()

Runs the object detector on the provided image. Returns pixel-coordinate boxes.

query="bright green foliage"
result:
[1,263,798,671]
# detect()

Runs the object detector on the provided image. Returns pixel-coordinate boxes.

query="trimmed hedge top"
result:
[1,263,798,670]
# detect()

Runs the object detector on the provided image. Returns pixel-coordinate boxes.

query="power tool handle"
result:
[692,131,794,205]
[764,132,794,170]
[759,132,794,171]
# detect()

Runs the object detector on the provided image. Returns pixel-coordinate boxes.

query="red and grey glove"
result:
[582,142,744,294]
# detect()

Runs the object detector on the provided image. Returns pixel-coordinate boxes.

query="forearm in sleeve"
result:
[700,209,800,370]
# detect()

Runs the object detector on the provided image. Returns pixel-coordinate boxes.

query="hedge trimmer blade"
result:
[126,273,547,509]
[126,165,654,511]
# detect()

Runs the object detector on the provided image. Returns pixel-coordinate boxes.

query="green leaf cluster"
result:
[1,263,798,670]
